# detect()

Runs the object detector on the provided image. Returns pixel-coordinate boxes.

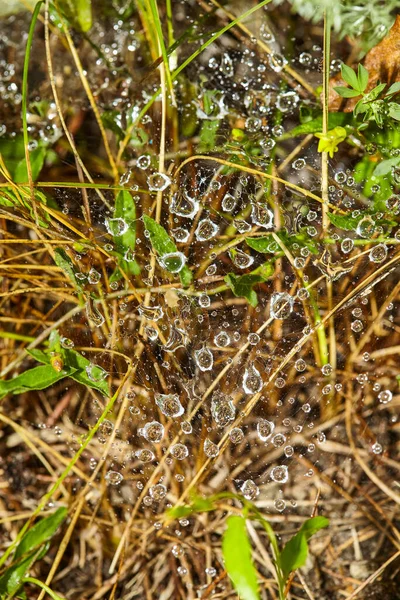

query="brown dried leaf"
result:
[329,15,400,112]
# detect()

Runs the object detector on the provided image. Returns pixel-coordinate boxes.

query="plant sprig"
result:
[334,63,400,128]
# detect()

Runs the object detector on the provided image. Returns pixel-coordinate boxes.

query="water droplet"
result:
[270,292,293,319]
[221,192,237,212]
[158,251,187,273]
[243,363,263,394]
[257,419,275,441]
[170,191,199,219]
[106,217,128,236]
[142,421,164,443]
[147,172,171,191]
[351,320,363,332]
[211,393,235,427]
[172,544,184,557]
[341,238,354,254]
[357,216,376,238]
[138,304,164,321]
[149,484,167,500]
[372,442,382,454]
[292,158,306,170]
[230,248,254,269]
[268,52,287,72]
[369,244,387,263]
[156,393,184,417]
[86,298,105,327]
[230,427,244,444]
[241,479,259,500]
[85,363,108,382]
[194,346,213,371]
[378,390,392,404]
[163,322,189,353]
[137,154,151,170]
[272,433,286,447]
[270,465,289,483]
[172,227,190,242]
[195,219,219,241]
[170,443,189,460]
[221,52,234,77]
[204,438,219,458]
[214,331,231,347]
[295,359,306,372]
[88,268,101,284]
[105,471,123,485]
[60,336,74,349]
[135,449,155,462]
[251,202,274,229]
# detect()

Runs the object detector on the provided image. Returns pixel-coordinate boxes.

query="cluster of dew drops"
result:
[13,5,398,566]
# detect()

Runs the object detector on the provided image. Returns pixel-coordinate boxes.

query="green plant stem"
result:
[22,0,43,204]
[23,577,66,600]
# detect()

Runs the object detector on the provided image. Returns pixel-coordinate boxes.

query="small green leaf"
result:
[386,82,400,97]
[14,508,67,560]
[280,516,329,581]
[388,103,400,121]
[54,248,83,291]
[341,64,360,91]
[222,516,260,600]
[363,83,386,102]
[333,86,360,98]
[59,0,92,31]
[225,273,265,307]
[246,237,273,253]
[0,549,42,596]
[0,365,72,400]
[166,496,216,519]
[28,346,109,396]
[143,214,192,286]
[198,120,220,152]
[14,146,46,183]
[373,156,400,177]
[113,190,140,276]
[282,112,350,138]
[357,64,369,92]
[327,212,359,231]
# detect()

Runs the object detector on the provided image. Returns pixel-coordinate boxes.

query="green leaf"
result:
[222,516,260,600]
[28,346,109,397]
[54,248,83,291]
[59,0,92,31]
[14,508,67,560]
[0,189,18,207]
[282,112,350,138]
[327,212,359,231]
[363,83,386,102]
[0,548,42,596]
[143,214,192,286]
[357,64,369,93]
[341,64,360,91]
[386,82,400,97]
[225,273,265,307]
[388,103,400,121]
[333,86,360,98]
[198,120,220,152]
[280,516,329,581]
[0,365,72,400]
[113,190,140,276]
[166,496,216,519]
[14,146,46,183]
[246,237,274,253]
[0,136,47,182]
[373,156,400,177]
